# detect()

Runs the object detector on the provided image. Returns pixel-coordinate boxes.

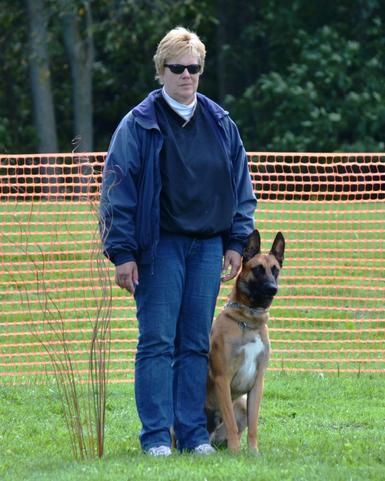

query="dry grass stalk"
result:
[1,160,112,460]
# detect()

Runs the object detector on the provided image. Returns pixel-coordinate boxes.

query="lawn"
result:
[1,372,385,481]
[1,199,384,480]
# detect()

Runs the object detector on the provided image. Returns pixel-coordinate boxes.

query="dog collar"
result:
[236,320,260,331]
[224,301,268,317]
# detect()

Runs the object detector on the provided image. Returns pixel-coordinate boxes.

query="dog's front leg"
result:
[246,369,265,454]
[214,375,241,453]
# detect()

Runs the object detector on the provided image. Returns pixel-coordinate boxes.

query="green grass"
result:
[1,200,385,479]
[1,372,385,481]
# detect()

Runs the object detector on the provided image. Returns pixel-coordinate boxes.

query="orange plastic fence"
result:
[1,152,384,383]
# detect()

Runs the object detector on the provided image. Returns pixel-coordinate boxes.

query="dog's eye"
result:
[271,266,279,278]
[252,265,265,276]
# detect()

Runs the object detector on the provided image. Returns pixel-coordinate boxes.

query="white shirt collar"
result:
[162,87,197,121]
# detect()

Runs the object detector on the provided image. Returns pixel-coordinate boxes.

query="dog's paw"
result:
[248,446,260,456]
[228,442,241,454]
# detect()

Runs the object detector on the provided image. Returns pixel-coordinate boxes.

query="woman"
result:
[100,27,256,456]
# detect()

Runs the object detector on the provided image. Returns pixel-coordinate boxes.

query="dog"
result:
[205,229,285,454]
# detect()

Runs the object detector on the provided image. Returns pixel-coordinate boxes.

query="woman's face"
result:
[160,52,201,104]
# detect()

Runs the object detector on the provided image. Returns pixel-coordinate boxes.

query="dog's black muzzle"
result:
[248,280,278,304]
[260,282,278,297]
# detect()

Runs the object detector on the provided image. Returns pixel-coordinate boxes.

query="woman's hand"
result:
[115,261,139,294]
[221,250,242,282]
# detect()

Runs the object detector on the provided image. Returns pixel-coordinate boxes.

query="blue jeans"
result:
[134,232,223,451]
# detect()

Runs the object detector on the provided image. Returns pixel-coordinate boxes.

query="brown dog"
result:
[205,229,285,454]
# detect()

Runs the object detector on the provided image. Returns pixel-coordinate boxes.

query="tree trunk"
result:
[26,0,58,153]
[61,0,94,152]
[216,0,227,104]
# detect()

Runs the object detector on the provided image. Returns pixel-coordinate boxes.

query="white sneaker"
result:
[146,445,172,457]
[193,443,216,455]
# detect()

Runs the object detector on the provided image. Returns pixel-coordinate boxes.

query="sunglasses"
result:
[164,64,201,75]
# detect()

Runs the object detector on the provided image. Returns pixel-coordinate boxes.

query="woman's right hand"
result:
[115,261,139,294]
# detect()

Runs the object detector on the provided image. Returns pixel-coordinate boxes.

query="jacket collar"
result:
[132,89,228,130]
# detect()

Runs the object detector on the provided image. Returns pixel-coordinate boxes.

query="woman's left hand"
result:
[221,250,242,282]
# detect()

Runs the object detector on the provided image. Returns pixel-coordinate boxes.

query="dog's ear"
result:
[243,229,261,262]
[270,232,285,267]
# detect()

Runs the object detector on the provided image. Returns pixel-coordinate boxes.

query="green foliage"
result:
[228,16,385,151]
[1,0,385,152]
[0,2,35,153]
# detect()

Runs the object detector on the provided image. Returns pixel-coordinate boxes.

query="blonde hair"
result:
[153,27,206,83]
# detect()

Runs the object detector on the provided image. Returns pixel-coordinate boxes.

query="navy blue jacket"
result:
[100,89,257,266]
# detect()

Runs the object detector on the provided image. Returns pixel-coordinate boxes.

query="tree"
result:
[26,0,58,152]
[226,0,385,151]
[2,0,385,153]
[60,0,94,152]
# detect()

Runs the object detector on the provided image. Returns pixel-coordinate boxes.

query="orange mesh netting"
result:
[0,152,384,383]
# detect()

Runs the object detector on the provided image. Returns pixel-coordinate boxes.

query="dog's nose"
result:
[264,283,278,296]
